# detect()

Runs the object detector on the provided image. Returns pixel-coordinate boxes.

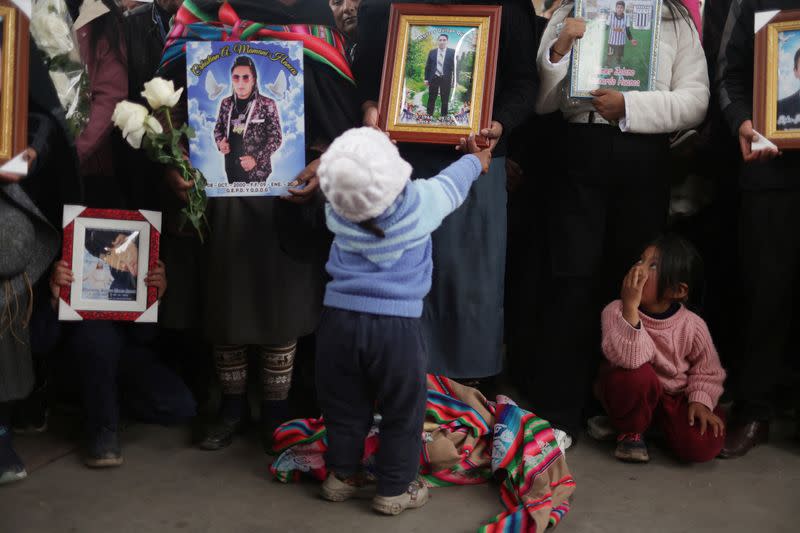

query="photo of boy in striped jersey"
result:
[606,1,638,66]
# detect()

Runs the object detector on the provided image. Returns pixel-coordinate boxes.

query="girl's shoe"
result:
[85,427,123,468]
[0,426,27,485]
[615,433,649,463]
[372,479,430,516]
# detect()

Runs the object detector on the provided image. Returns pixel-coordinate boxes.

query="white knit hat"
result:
[318,127,412,222]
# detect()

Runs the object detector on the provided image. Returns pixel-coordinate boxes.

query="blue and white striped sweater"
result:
[324,154,482,318]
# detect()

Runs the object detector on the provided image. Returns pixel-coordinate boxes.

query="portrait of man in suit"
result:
[777,46,800,131]
[424,34,456,117]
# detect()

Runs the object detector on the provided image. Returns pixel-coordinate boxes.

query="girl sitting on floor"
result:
[598,234,726,463]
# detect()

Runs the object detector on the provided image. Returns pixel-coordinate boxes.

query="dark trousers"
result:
[736,189,800,421]
[598,364,725,463]
[315,307,427,497]
[608,44,625,66]
[526,124,670,435]
[66,321,196,435]
[426,76,451,116]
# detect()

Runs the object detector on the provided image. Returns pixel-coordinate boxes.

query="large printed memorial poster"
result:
[186,41,305,197]
[570,0,662,98]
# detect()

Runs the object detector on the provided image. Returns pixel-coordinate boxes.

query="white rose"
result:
[30,8,74,59]
[141,78,184,110]
[112,101,149,149]
[144,116,164,135]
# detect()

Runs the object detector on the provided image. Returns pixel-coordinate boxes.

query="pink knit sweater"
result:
[601,300,725,410]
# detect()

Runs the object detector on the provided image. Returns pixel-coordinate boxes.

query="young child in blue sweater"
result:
[315,127,491,515]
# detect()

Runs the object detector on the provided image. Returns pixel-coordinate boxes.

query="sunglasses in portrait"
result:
[232,74,252,82]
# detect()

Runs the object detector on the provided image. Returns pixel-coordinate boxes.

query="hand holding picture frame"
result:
[753,9,800,150]
[58,206,162,322]
[377,3,501,146]
[0,0,29,170]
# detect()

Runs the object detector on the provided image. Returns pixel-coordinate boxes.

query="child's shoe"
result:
[372,478,430,515]
[321,472,359,502]
[615,433,649,463]
[85,427,123,468]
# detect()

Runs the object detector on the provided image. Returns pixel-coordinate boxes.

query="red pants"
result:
[598,364,724,463]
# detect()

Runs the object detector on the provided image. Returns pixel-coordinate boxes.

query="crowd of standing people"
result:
[1,0,798,520]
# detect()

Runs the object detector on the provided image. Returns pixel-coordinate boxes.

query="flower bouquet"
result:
[113,78,209,241]
[29,0,90,138]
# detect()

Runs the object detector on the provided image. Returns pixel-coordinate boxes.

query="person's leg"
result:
[599,363,662,462]
[615,44,624,66]
[724,190,800,457]
[526,124,612,438]
[316,309,373,489]
[598,364,662,434]
[198,344,248,450]
[67,321,124,467]
[368,316,428,499]
[258,340,297,449]
[117,330,196,425]
[440,81,451,116]
[426,79,439,116]
[0,402,27,484]
[656,394,725,463]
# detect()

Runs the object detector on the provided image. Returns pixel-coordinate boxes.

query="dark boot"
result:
[198,394,248,451]
[719,420,769,459]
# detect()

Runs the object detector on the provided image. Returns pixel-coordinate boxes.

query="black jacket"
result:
[717,0,800,189]
[424,47,456,82]
[124,3,171,105]
[777,90,800,130]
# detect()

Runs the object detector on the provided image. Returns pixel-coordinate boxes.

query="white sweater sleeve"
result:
[622,21,709,133]
[535,6,572,115]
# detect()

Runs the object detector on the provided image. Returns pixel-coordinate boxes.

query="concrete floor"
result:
[2,421,797,533]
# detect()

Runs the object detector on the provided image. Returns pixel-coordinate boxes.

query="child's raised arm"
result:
[410,137,489,234]
[600,300,657,369]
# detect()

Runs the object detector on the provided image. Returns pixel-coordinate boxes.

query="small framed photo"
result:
[0,0,29,167]
[186,41,306,197]
[377,3,501,146]
[570,0,662,98]
[59,206,162,322]
[754,9,800,150]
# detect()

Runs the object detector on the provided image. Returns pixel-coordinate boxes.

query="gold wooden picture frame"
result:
[377,3,501,146]
[0,1,29,166]
[754,10,800,150]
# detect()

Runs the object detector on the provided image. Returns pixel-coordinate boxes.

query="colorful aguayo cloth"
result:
[158,0,354,83]
[270,376,576,532]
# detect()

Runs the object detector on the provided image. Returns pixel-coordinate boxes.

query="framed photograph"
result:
[377,3,501,146]
[570,0,662,98]
[186,41,306,197]
[59,206,162,322]
[0,0,29,167]
[754,9,800,150]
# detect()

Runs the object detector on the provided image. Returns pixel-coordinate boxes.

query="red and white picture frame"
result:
[58,206,161,322]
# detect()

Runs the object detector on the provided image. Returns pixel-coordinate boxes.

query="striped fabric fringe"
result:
[269,375,576,532]
[158,0,354,83]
